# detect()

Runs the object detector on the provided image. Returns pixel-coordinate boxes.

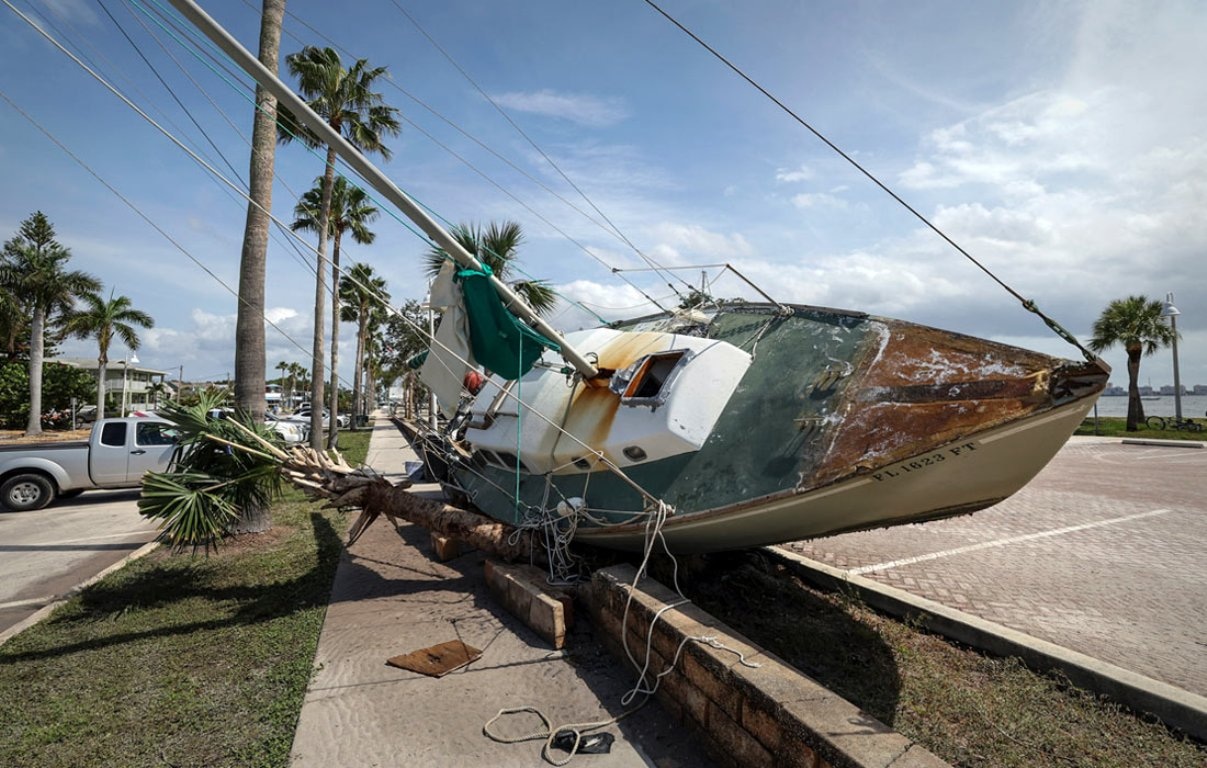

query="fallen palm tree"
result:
[137,394,536,560]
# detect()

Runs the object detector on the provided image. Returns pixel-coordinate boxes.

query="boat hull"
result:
[433,304,1108,553]
[574,395,1096,552]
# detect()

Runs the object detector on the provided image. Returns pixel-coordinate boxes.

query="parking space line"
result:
[848,508,1174,576]
[0,596,55,610]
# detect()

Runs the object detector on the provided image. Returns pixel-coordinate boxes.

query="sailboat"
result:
[174,0,1109,553]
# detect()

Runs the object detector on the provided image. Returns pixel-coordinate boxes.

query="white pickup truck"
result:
[0,417,178,512]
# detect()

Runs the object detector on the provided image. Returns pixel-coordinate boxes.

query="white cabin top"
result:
[464,328,751,475]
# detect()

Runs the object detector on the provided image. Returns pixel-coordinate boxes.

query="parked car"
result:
[0,417,178,511]
[264,413,308,444]
[208,408,308,445]
[289,407,349,429]
[76,405,98,425]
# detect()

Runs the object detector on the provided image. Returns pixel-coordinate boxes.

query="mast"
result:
[167,0,600,379]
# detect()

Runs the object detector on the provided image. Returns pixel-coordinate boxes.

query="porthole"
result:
[622,445,648,462]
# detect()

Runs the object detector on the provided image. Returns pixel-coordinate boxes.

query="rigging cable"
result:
[641,0,1098,363]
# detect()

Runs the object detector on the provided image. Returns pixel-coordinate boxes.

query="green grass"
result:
[1075,416,1205,440]
[0,429,371,768]
[683,553,1205,767]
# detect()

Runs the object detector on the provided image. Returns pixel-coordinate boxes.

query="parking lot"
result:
[783,437,1207,696]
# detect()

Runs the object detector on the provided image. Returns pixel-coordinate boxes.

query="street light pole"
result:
[122,352,140,417]
[1161,292,1182,422]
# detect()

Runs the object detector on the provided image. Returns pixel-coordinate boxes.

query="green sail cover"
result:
[458,266,560,380]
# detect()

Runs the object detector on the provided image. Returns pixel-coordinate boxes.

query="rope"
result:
[483,706,627,767]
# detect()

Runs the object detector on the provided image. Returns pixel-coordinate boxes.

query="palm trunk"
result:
[231,0,285,533]
[327,230,342,449]
[96,355,108,420]
[308,150,336,449]
[1125,347,1144,431]
[352,310,366,426]
[233,0,284,428]
[25,308,45,436]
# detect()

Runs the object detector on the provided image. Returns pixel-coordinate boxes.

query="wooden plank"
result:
[386,640,482,678]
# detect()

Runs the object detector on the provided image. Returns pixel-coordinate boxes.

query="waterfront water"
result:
[1091,394,1207,418]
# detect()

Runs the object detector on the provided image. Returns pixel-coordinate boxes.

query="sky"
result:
[0,0,1204,393]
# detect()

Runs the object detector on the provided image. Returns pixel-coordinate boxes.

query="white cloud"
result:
[490,89,628,127]
[775,164,816,183]
[645,222,754,263]
[790,192,848,210]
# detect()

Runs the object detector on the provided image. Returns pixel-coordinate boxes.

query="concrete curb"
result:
[0,539,160,648]
[764,546,1207,741]
[1120,438,1204,449]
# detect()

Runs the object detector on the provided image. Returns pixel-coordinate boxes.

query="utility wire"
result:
[641,0,1097,362]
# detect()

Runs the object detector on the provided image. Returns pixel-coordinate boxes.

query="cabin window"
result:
[136,423,178,446]
[610,349,693,406]
[100,422,127,447]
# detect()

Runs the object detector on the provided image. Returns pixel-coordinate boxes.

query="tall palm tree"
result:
[0,212,100,435]
[1088,295,1177,431]
[292,175,379,445]
[339,262,389,424]
[63,290,155,420]
[278,45,400,449]
[424,221,556,316]
[233,0,286,431]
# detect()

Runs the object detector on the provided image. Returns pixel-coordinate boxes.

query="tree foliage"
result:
[138,391,285,552]
[0,361,95,429]
[0,212,100,434]
[424,221,557,316]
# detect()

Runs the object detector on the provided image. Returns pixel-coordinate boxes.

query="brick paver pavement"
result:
[780,438,1207,696]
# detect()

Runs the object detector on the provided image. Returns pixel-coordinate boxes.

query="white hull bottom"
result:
[576,398,1097,553]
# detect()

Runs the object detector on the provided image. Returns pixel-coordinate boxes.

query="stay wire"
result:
[266,0,677,312]
[641,0,1097,362]
[385,0,694,298]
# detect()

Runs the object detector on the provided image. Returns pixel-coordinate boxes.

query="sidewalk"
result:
[290,413,712,767]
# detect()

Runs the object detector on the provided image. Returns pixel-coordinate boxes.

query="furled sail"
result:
[420,261,560,417]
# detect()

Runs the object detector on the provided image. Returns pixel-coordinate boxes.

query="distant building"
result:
[1138,385,1155,396]
[1194,385,1207,396]
[51,357,170,413]
[1102,384,1126,396]
[1159,385,1187,396]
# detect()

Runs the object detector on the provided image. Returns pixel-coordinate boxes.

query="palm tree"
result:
[423,221,556,316]
[0,212,100,435]
[63,290,155,420]
[273,360,288,410]
[289,361,308,408]
[1088,295,1177,431]
[147,380,166,410]
[233,0,286,430]
[292,175,379,445]
[278,45,400,449]
[339,262,389,425]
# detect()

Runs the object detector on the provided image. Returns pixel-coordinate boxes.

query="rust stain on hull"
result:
[555,332,667,467]
[812,321,1100,487]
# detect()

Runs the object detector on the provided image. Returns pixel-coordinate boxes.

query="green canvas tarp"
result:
[458,266,560,380]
